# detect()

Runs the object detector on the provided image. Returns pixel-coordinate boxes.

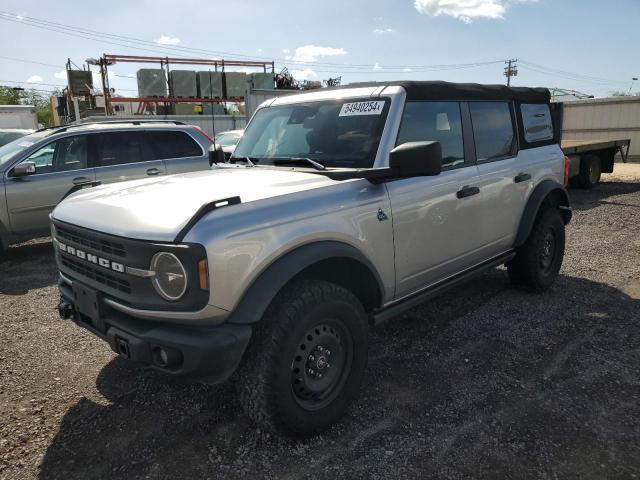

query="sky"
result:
[0,0,638,98]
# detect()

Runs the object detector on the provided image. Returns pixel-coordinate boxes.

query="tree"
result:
[0,86,22,105]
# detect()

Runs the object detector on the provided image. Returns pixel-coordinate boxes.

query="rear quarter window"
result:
[521,104,554,143]
[143,131,203,160]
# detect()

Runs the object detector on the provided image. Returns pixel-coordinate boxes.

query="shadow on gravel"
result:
[37,271,640,480]
[0,240,57,295]
[569,180,640,211]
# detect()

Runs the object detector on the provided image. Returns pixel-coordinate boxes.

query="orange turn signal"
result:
[198,259,209,290]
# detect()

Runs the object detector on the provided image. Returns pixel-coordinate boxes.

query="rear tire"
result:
[508,208,565,292]
[236,280,369,436]
[578,155,601,189]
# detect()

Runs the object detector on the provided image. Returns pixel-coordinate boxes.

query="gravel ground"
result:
[1,165,640,480]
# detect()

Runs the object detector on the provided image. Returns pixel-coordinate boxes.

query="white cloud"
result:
[413,0,536,23]
[403,68,413,72]
[291,68,318,81]
[373,62,383,71]
[26,75,43,83]
[282,48,291,54]
[373,28,394,34]
[291,45,347,62]
[155,35,181,45]
[54,70,67,80]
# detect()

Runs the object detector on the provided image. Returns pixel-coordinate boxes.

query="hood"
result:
[52,166,338,241]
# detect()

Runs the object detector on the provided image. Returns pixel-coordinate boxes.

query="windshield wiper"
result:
[271,157,326,171]
[229,156,257,166]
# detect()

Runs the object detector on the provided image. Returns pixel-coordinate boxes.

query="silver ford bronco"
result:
[52,81,572,435]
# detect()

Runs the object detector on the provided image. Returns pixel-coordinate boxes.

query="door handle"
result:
[72,176,90,185]
[146,168,161,176]
[514,172,532,183]
[456,185,480,199]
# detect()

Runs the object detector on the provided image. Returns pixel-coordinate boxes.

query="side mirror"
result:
[389,141,442,178]
[12,161,36,178]
[208,143,226,165]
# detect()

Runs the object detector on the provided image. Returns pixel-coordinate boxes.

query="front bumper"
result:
[58,278,251,383]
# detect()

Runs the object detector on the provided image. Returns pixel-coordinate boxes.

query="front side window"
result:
[21,136,88,174]
[521,103,553,143]
[396,101,465,168]
[233,98,389,169]
[469,102,515,161]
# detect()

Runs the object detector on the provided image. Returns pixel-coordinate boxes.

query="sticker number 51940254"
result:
[339,101,385,117]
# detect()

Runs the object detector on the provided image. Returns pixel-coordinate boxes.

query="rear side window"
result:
[469,102,515,161]
[143,131,203,160]
[94,132,143,167]
[396,101,465,168]
[521,104,553,143]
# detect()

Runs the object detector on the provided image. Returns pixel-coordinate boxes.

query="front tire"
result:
[237,280,369,436]
[508,208,565,292]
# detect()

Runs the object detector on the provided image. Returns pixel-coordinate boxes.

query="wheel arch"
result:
[226,241,385,325]
[514,179,571,248]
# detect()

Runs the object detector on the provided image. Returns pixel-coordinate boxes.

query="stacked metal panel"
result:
[169,70,197,97]
[197,71,224,98]
[224,72,248,98]
[247,72,275,90]
[137,69,167,97]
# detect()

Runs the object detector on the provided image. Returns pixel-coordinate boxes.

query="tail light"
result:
[564,156,570,186]
[193,126,214,143]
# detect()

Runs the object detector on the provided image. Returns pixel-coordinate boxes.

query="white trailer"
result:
[0,105,38,129]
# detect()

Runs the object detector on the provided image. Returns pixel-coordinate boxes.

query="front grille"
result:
[56,225,127,258]
[61,256,131,294]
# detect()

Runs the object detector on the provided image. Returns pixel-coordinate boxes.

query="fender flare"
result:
[514,179,571,247]
[226,241,385,325]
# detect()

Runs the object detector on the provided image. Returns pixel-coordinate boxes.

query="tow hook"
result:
[58,299,74,319]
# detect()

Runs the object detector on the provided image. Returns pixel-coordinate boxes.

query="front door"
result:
[5,135,95,236]
[386,101,485,298]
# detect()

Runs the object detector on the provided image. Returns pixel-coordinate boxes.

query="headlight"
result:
[151,252,187,301]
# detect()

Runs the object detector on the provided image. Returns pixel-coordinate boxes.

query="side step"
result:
[370,251,516,325]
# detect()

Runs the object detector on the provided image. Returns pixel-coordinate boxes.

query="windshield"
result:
[0,136,39,169]
[0,131,30,147]
[216,132,243,148]
[233,98,389,168]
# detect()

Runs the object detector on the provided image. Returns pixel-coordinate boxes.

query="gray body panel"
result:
[0,124,211,248]
[50,85,567,327]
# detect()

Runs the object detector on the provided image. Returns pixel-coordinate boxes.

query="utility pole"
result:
[504,59,518,87]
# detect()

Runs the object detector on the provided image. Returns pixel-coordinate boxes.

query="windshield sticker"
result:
[339,101,385,117]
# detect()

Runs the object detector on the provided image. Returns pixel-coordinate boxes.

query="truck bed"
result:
[561,138,631,157]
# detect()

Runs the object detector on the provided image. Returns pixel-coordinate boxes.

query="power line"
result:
[519,60,628,85]
[0,11,504,72]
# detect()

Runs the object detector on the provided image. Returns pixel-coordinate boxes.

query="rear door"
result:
[471,101,530,254]
[143,130,209,174]
[92,130,166,185]
[386,101,486,298]
[5,135,95,235]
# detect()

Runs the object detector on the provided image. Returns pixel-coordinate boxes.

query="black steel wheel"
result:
[508,207,565,292]
[237,280,368,436]
[291,321,353,411]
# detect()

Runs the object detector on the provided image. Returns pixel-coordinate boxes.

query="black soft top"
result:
[342,81,550,104]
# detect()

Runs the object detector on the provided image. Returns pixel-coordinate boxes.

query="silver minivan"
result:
[0,121,213,256]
